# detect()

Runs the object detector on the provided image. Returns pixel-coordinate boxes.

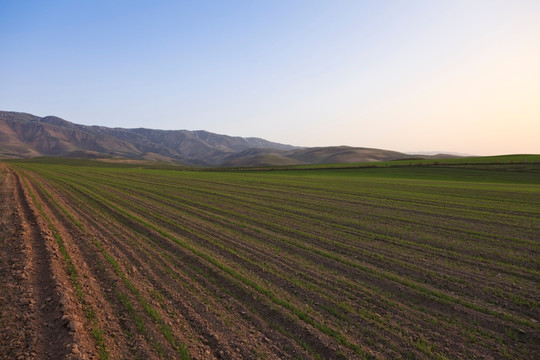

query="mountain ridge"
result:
[0,110,454,166]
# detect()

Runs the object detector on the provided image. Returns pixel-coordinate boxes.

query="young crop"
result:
[9,159,540,359]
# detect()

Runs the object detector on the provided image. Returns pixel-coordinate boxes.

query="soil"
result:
[2,164,538,359]
[0,164,315,359]
[0,165,82,359]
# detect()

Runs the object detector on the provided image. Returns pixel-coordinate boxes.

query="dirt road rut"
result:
[0,165,91,360]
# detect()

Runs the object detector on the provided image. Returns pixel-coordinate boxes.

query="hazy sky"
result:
[1,1,539,155]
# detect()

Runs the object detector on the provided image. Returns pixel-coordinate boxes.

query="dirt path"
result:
[0,165,75,360]
[14,170,71,359]
[0,165,28,359]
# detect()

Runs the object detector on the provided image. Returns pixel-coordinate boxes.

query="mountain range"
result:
[0,111,451,166]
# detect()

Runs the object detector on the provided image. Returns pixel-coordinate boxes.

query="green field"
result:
[6,157,540,359]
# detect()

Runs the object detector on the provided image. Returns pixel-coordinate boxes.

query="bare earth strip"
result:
[0,165,31,359]
[0,165,101,360]
[14,169,71,359]
[0,165,71,360]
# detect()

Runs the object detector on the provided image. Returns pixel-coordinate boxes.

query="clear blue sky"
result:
[1,0,539,155]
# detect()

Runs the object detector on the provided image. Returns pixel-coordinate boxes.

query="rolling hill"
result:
[0,110,440,166]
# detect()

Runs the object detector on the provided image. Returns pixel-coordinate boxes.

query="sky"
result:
[1,0,539,155]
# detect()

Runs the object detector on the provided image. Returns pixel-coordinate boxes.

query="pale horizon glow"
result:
[1,1,539,156]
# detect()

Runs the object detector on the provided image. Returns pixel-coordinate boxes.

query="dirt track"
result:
[0,165,77,359]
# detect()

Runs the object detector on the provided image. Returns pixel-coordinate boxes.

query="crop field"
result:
[0,160,539,359]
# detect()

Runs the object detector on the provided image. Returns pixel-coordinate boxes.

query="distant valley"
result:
[0,111,455,166]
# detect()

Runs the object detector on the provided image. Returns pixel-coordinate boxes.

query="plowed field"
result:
[1,162,538,359]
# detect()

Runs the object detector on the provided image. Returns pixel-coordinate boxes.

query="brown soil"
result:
[0,165,315,359]
[2,164,538,359]
[0,164,83,359]
[29,169,314,359]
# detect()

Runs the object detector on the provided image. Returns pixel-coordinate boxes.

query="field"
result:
[0,159,539,359]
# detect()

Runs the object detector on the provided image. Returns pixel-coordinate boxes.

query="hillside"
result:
[218,146,413,167]
[1,110,432,166]
[0,111,296,165]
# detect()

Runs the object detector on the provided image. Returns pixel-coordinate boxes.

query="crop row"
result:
[14,163,540,359]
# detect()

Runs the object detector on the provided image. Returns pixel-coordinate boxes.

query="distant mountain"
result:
[0,110,445,166]
[0,111,296,165]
